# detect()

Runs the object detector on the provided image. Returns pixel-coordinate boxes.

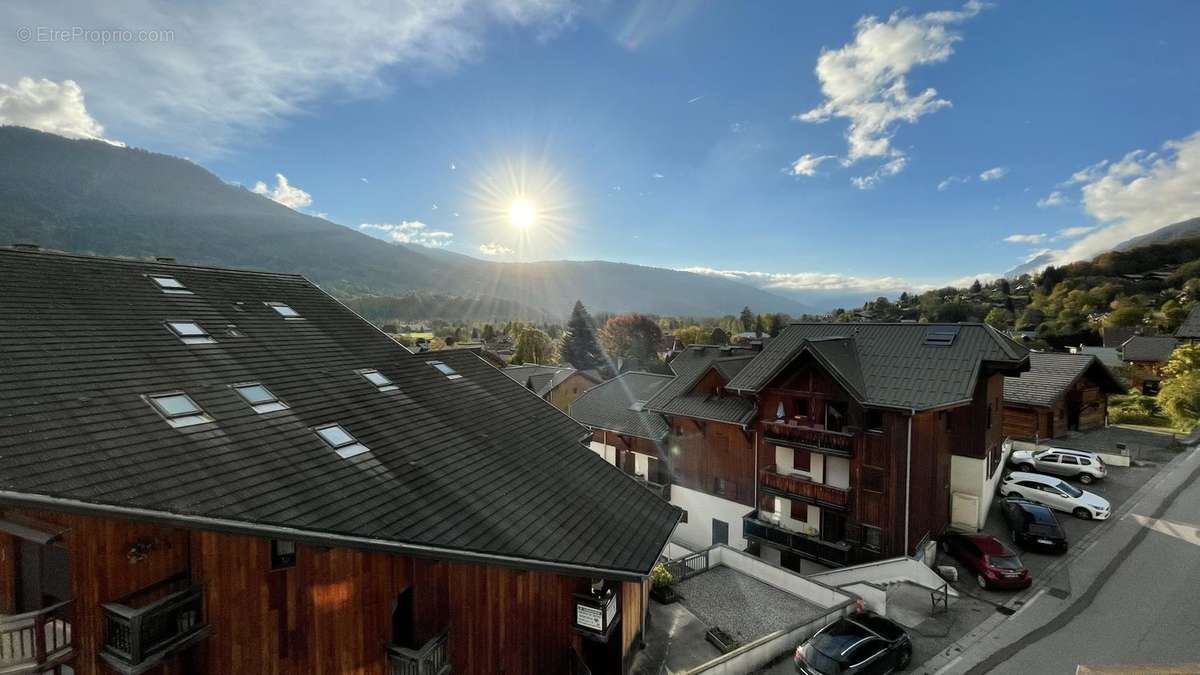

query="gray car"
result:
[1008,447,1107,484]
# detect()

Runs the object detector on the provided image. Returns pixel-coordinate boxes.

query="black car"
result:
[1001,497,1068,553]
[795,612,912,674]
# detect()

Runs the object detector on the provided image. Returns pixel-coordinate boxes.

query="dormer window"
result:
[266,302,302,320]
[359,369,397,392]
[147,392,213,428]
[428,360,462,380]
[315,424,369,459]
[234,383,288,414]
[166,321,215,345]
[149,275,192,295]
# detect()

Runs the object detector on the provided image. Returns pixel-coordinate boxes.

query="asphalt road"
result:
[982,459,1200,673]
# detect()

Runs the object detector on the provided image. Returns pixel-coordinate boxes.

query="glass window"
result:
[1061,455,1079,465]
[428,360,462,380]
[150,275,191,294]
[1057,481,1083,498]
[775,401,785,419]
[317,425,355,447]
[862,525,882,551]
[865,409,884,431]
[150,393,201,418]
[166,321,215,344]
[362,370,392,387]
[794,399,810,417]
[1042,454,1060,463]
[266,301,302,319]
[826,401,848,432]
[235,383,288,413]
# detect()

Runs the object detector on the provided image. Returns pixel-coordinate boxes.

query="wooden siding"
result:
[667,417,762,507]
[0,507,639,675]
[1002,373,1111,440]
[546,372,600,412]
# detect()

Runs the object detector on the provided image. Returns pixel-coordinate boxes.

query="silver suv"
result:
[1008,447,1107,484]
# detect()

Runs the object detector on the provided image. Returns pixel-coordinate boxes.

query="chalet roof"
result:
[0,248,678,580]
[1102,326,1138,348]
[1004,352,1126,409]
[646,345,757,424]
[1120,335,1179,363]
[501,364,596,398]
[1176,305,1200,339]
[568,372,672,441]
[726,323,1029,411]
[1076,346,1124,371]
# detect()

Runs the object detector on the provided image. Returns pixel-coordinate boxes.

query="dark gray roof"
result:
[647,345,758,424]
[568,372,672,441]
[1176,305,1200,339]
[1076,346,1124,371]
[1102,326,1138,348]
[501,364,593,397]
[727,323,1029,411]
[0,249,678,579]
[1004,352,1126,408]
[1121,336,1178,363]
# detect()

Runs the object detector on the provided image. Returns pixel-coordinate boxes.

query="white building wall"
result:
[670,484,751,551]
[773,445,824,481]
[589,441,617,465]
[769,497,822,536]
[949,441,1012,530]
[825,456,850,489]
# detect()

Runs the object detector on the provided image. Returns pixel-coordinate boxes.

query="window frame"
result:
[427,360,462,380]
[165,320,216,345]
[148,274,193,295]
[146,392,213,428]
[862,525,883,552]
[359,369,398,392]
[315,423,370,459]
[233,382,289,414]
[265,301,304,320]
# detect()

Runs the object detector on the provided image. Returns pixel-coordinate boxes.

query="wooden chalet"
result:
[501,364,602,412]
[1003,352,1126,439]
[1119,335,1179,395]
[0,248,679,675]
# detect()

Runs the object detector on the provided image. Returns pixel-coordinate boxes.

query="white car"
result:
[1008,447,1107,484]
[999,472,1111,520]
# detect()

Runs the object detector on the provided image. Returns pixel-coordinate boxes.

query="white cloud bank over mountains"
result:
[251,174,313,210]
[793,1,986,189]
[0,0,577,157]
[359,221,454,248]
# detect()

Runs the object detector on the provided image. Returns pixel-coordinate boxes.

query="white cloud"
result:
[1036,190,1069,208]
[1003,233,1047,244]
[979,166,1008,181]
[0,1,577,157]
[652,172,665,179]
[360,177,369,183]
[359,221,454,248]
[478,242,514,256]
[943,272,1002,288]
[1035,131,1200,264]
[251,173,313,210]
[680,266,912,291]
[794,1,986,186]
[850,156,906,190]
[786,153,837,177]
[1056,225,1095,238]
[937,175,970,191]
[0,77,120,144]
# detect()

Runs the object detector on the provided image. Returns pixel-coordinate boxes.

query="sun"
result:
[509,198,537,229]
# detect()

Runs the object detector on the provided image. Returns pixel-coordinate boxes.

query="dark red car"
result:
[939,532,1031,590]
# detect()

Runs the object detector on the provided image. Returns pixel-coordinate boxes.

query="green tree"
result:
[970,279,983,293]
[1038,265,1062,295]
[512,327,554,365]
[481,324,496,342]
[1105,304,1144,327]
[985,308,1013,330]
[1163,343,1200,379]
[739,306,754,332]
[560,300,604,370]
[769,313,788,338]
[674,325,707,346]
[600,313,663,364]
[1158,372,1200,429]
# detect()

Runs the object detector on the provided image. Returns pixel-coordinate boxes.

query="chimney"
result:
[155,256,177,263]
[12,243,40,251]
[749,340,764,352]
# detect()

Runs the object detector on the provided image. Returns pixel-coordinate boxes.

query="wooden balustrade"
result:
[0,599,74,672]
[761,420,858,456]
[387,628,451,675]
[101,576,208,674]
[759,465,850,510]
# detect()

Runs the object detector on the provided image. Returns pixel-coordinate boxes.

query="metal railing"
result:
[0,599,74,671]
[665,549,710,581]
[102,576,205,669]
[759,464,850,509]
[387,628,450,675]
[742,510,852,567]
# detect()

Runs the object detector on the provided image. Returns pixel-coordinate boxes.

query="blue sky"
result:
[2,1,1199,301]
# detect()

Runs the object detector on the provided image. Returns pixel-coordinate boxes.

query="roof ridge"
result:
[0,246,310,279]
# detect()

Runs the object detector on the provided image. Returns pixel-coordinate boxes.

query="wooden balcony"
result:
[101,575,210,675]
[760,420,858,457]
[743,510,852,567]
[759,465,850,510]
[0,599,74,674]
[387,628,450,675]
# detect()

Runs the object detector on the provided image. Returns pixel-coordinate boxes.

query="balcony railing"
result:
[0,599,74,673]
[101,575,209,674]
[761,420,858,457]
[743,510,852,567]
[633,474,672,501]
[759,465,850,510]
[388,628,450,675]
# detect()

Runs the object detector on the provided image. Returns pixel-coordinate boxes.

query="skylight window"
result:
[427,360,462,380]
[166,321,216,345]
[924,325,961,347]
[315,424,370,459]
[359,369,398,392]
[234,383,289,414]
[149,275,193,295]
[147,392,213,428]
[265,302,303,320]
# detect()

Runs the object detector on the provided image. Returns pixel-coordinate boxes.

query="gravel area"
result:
[675,565,825,643]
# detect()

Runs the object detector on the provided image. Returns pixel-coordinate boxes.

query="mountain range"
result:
[1005,216,1200,278]
[0,126,810,319]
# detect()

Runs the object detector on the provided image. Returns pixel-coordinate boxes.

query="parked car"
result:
[999,471,1111,520]
[1008,447,1106,484]
[794,612,912,674]
[938,532,1031,590]
[1000,497,1068,553]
